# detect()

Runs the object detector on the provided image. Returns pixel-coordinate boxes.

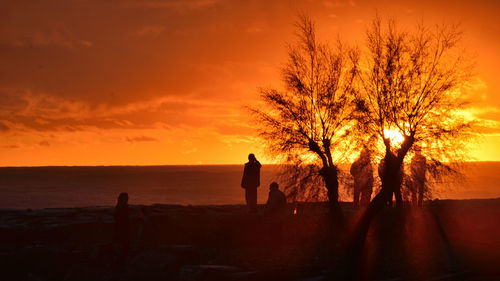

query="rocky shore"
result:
[1,199,499,281]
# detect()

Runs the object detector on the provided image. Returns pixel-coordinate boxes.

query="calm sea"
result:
[0,163,499,209]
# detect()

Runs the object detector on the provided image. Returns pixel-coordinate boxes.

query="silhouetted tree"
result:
[353,16,476,230]
[252,15,358,226]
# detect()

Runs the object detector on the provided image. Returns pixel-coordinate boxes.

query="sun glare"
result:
[384,129,405,145]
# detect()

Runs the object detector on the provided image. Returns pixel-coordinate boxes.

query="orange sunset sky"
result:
[0,0,499,166]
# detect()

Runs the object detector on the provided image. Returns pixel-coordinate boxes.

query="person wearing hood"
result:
[241,153,262,213]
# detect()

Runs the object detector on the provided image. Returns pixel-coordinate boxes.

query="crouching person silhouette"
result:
[265,182,287,253]
[241,153,261,213]
[265,182,287,215]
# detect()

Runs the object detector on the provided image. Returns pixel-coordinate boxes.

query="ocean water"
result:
[0,163,499,209]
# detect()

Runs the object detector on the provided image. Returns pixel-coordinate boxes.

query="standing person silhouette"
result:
[350,148,374,208]
[378,139,404,207]
[241,153,261,213]
[410,148,427,207]
[114,192,130,265]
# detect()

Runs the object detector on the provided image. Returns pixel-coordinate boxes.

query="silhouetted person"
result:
[114,192,130,264]
[410,148,427,207]
[241,153,261,213]
[265,182,287,214]
[350,148,374,207]
[378,146,404,207]
[378,158,390,205]
[265,182,287,253]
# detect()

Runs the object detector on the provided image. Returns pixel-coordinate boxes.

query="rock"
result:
[23,273,43,281]
[179,264,251,281]
[226,271,259,281]
[199,265,241,271]
[298,275,324,281]
[179,265,203,281]
[63,264,109,281]
[167,244,196,251]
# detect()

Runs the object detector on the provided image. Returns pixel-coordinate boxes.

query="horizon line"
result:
[0,160,499,168]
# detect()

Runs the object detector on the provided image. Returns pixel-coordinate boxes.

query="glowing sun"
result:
[384,129,405,145]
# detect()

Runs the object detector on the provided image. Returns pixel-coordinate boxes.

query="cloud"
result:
[215,121,253,136]
[125,0,218,10]
[0,121,9,132]
[322,0,355,8]
[126,136,159,142]
[458,106,500,137]
[1,28,92,49]
[0,89,249,133]
[1,144,19,149]
[244,21,269,34]
[39,140,50,146]
[323,1,344,8]
[134,25,166,37]
[246,26,263,33]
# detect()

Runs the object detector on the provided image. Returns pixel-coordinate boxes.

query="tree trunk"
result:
[359,153,403,228]
[340,148,406,274]
[394,184,403,208]
[320,166,345,229]
[336,137,414,280]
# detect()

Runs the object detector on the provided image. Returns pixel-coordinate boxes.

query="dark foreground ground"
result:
[0,199,499,281]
